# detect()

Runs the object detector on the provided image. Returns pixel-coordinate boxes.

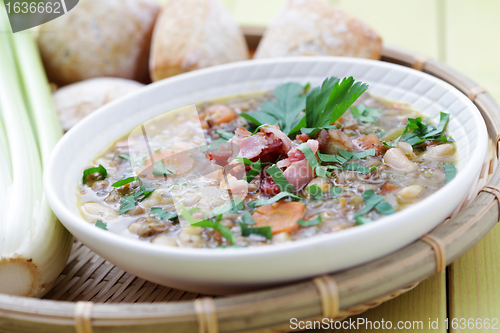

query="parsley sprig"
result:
[242,77,368,137]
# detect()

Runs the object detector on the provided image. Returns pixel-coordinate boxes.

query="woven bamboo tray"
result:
[1,28,499,333]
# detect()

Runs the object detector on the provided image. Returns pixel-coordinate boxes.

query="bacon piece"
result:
[282,139,319,191]
[296,133,310,144]
[260,125,294,153]
[261,176,281,196]
[229,127,268,160]
[253,138,283,163]
[353,134,383,156]
[283,159,315,190]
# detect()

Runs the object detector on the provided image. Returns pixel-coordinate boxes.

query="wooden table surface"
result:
[206,1,500,331]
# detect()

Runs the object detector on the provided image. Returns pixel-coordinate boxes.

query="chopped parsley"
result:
[119,196,136,214]
[383,112,452,147]
[444,162,457,183]
[296,143,329,177]
[354,190,395,224]
[331,187,342,196]
[112,176,139,187]
[351,105,383,123]
[241,211,255,225]
[239,222,272,240]
[151,207,177,220]
[95,220,107,230]
[177,204,236,244]
[153,160,176,177]
[298,215,322,226]
[267,165,296,192]
[82,164,107,184]
[249,191,301,207]
[318,149,376,175]
[216,129,235,141]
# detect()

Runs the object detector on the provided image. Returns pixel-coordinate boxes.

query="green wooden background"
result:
[213,0,500,103]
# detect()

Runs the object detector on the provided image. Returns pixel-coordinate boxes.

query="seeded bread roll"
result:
[255,0,382,60]
[38,0,160,85]
[150,0,249,81]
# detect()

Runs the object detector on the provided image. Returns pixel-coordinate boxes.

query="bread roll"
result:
[38,0,160,85]
[255,0,382,60]
[53,78,144,131]
[150,0,249,81]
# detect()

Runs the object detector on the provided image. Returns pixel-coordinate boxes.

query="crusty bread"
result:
[38,0,160,85]
[53,78,144,131]
[255,0,382,60]
[150,0,249,81]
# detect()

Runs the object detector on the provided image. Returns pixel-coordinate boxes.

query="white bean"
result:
[383,148,417,172]
[422,144,455,161]
[151,234,178,247]
[397,185,423,200]
[83,202,118,220]
[395,142,413,155]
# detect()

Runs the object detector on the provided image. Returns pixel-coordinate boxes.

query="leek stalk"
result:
[0,3,73,297]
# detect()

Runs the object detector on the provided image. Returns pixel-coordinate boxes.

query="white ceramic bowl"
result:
[44,57,488,294]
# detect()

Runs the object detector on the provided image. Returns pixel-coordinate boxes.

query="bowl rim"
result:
[44,56,488,260]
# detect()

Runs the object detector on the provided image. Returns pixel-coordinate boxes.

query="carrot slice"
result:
[252,201,305,234]
[205,104,237,125]
[353,134,383,156]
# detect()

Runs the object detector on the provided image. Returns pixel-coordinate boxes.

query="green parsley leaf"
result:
[193,219,236,244]
[343,163,370,174]
[241,211,255,225]
[153,160,175,177]
[318,152,347,164]
[118,154,131,160]
[351,105,383,123]
[296,142,325,178]
[249,191,302,207]
[355,216,373,225]
[267,165,296,192]
[95,220,107,230]
[444,162,457,183]
[384,113,452,147]
[300,124,340,135]
[239,222,272,240]
[354,190,395,223]
[374,200,395,215]
[298,215,322,226]
[112,176,139,187]
[424,113,450,138]
[240,83,307,136]
[302,77,368,136]
[119,195,136,214]
[245,159,262,183]
[82,164,107,184]
[307,184,324,196]
[331,187,342,196]
[216,129,234,141]
[151,207,177,220]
